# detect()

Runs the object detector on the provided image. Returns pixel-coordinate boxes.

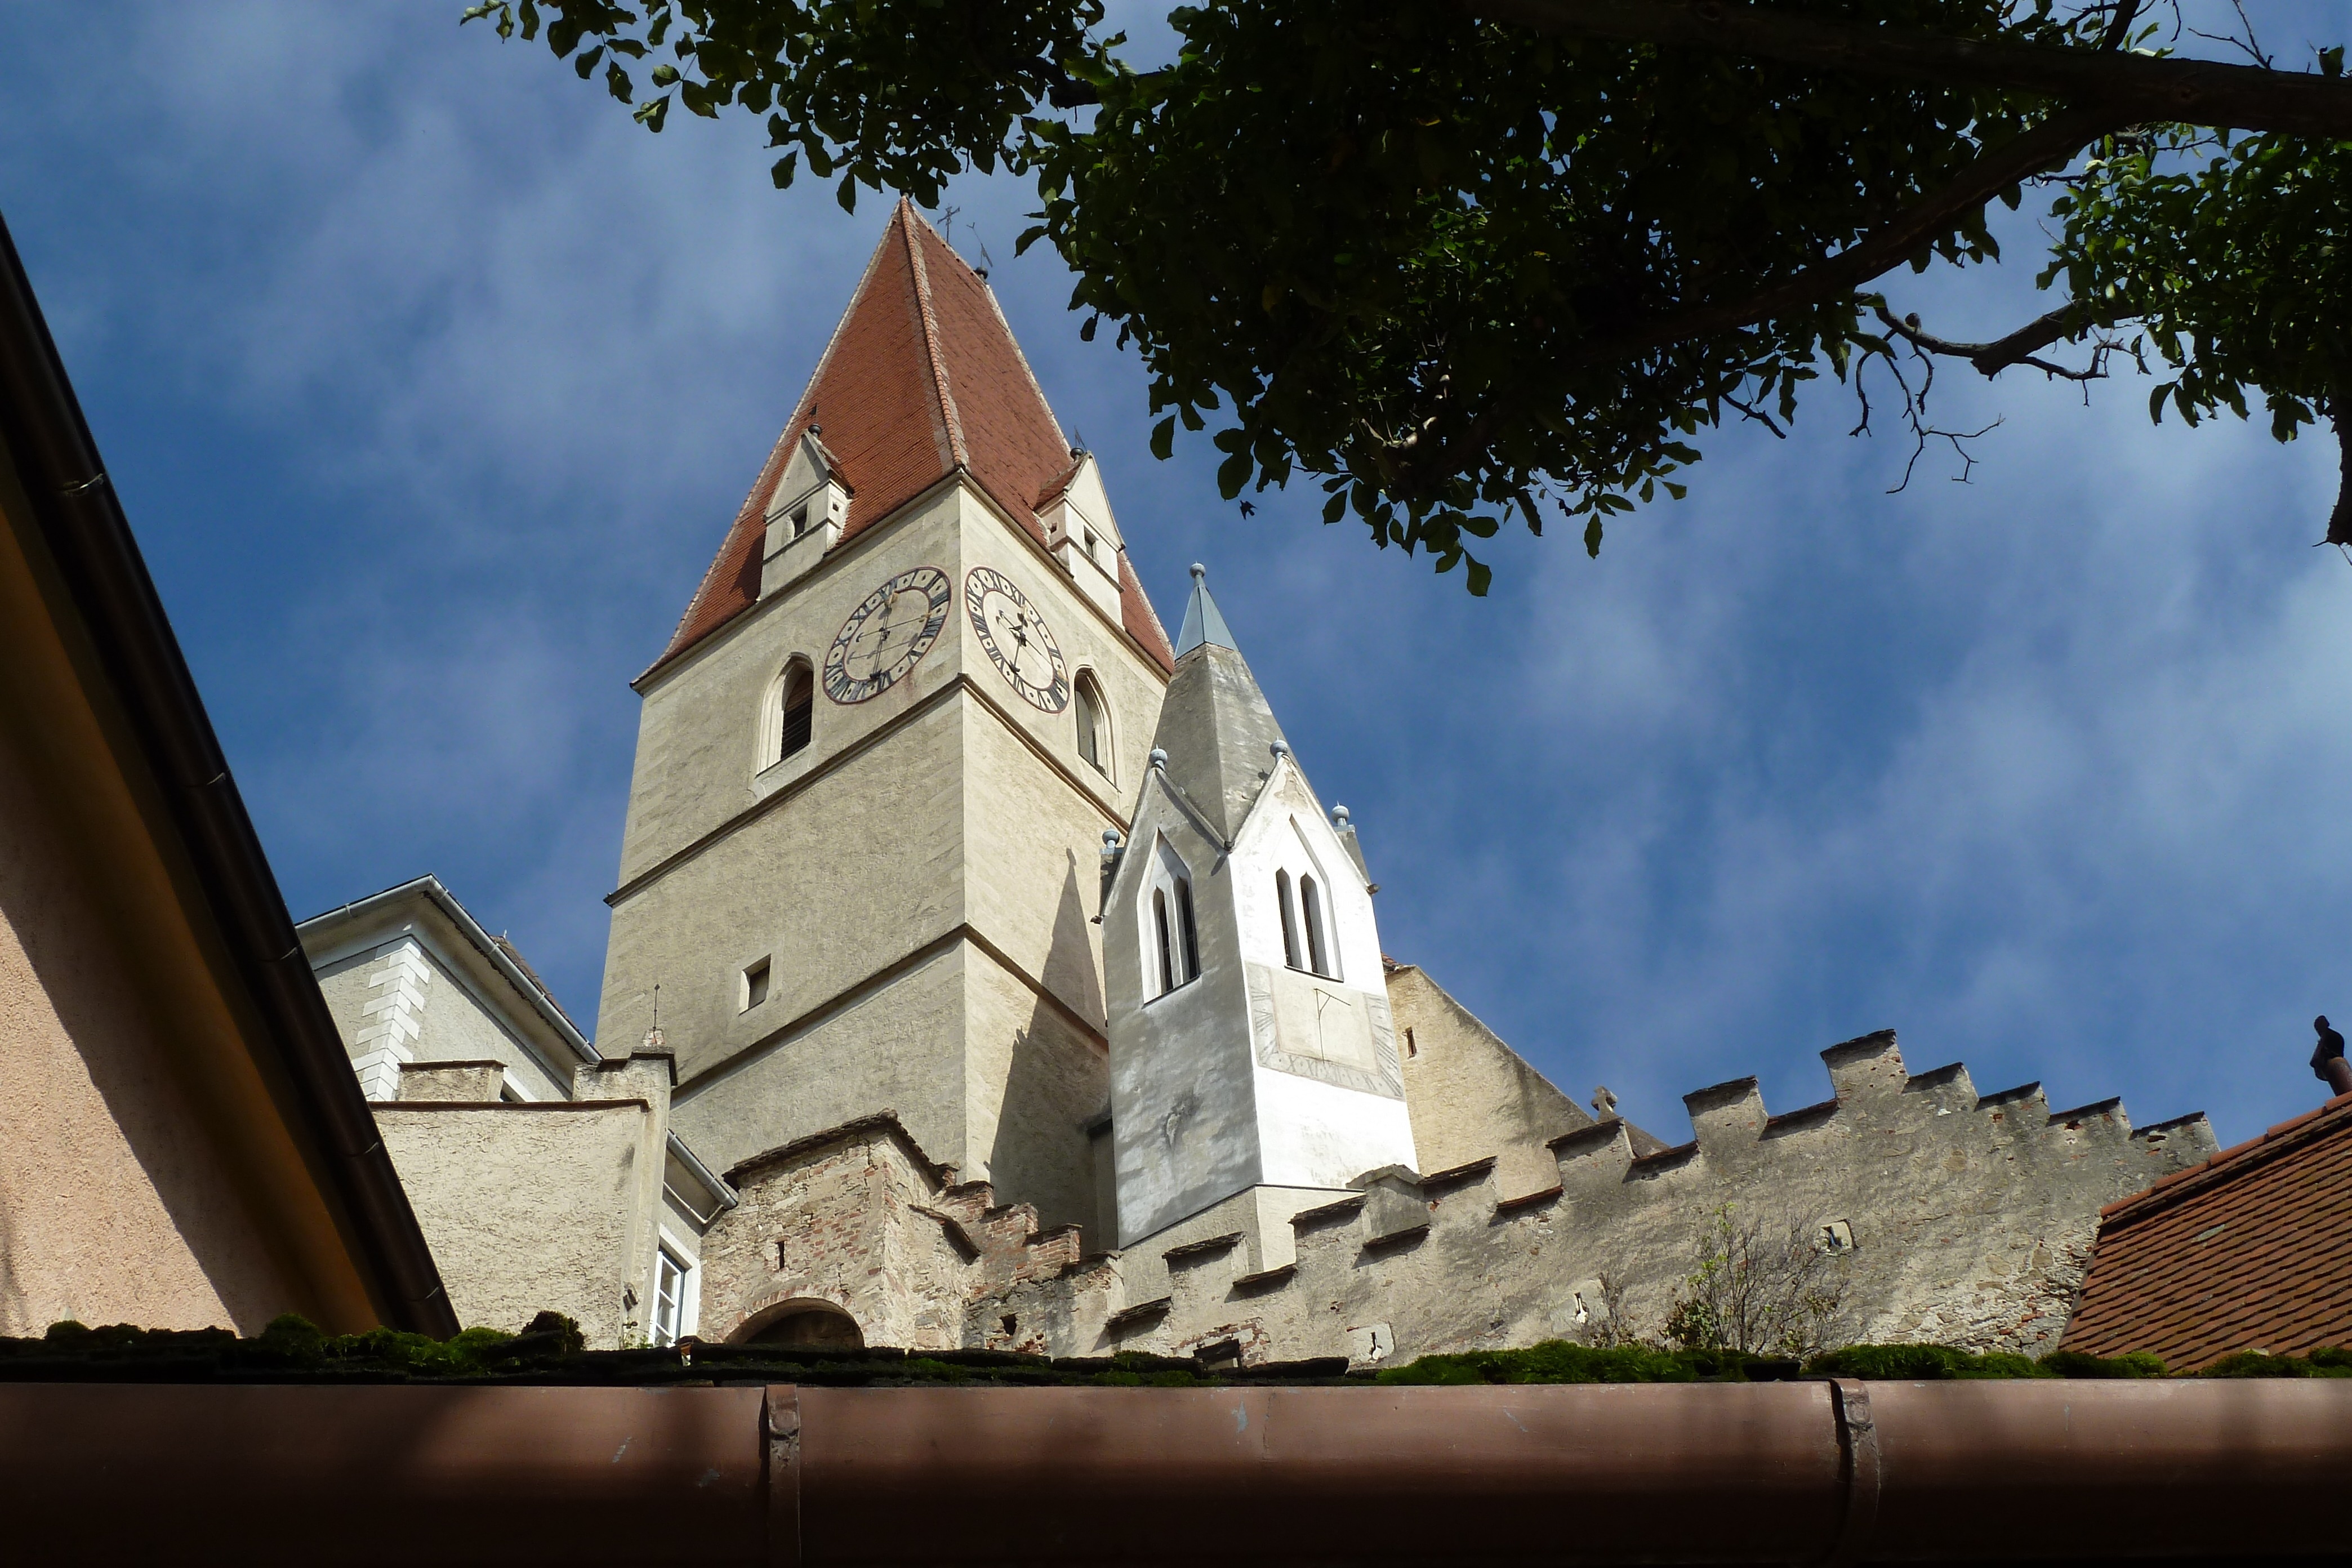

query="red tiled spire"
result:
[648,201,1174,679]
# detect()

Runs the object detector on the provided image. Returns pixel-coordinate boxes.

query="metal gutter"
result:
[3,1379,2348,1563]
[297,873,603,1066]
[666,1129,741,1211]
[0,210,458,1338]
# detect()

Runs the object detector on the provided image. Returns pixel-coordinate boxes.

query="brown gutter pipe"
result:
[6,1379,2349,1564]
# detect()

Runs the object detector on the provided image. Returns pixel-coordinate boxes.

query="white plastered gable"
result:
[1227,759,1380,987]
[1037,453,1124,623]
[759,431,852,600]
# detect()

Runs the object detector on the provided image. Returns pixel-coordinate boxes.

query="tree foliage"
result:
[2046,114,2352,542]
[461,0,2352,589]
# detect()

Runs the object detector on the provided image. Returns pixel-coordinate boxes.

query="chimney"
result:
[2319,1015,2352,1098]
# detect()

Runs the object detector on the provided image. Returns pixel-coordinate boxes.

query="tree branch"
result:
[2330,402,2352,550]
[1871,301,2102,379]
[1465,0,2352,138]
[1383,107,2113,501]
[1576,107,2115,363]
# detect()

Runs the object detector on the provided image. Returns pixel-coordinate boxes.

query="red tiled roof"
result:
[648,201,1173,679]
[2061,1091,2352,1369]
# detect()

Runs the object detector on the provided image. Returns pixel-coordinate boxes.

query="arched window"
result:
[763,658,814,771]
[1175,876,1200,981]
[1300,874,1334,979]
[1074,672,1109,777]
[1152,888,1176,995]
[779,661,814,759]
[1147,859,1201,999]
[1275,869,1302,969]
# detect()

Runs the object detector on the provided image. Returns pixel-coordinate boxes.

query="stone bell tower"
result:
[1103,568,1417,1250]
[596,202,1174,1247]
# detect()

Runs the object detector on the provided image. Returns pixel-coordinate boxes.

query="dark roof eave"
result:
[0,210,457,1338]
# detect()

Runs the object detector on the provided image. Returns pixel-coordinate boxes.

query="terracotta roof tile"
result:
[2062,1090,2352,1368]
[647,202,1173,680]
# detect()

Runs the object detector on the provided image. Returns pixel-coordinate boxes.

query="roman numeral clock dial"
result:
[965,566,1070,712]
[822,566,952,703]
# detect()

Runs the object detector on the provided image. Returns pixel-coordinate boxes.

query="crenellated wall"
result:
[1082,1029,2218,1363]
[697,1030,2217,1365]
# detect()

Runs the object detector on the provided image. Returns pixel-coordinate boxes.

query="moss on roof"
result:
[6,1317,2345,1386]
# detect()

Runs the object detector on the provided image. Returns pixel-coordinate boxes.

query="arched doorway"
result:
[732,1298,865,1351]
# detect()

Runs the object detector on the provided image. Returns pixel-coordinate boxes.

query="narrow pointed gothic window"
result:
[1152,888,1176,996]
[1301,875,1334,979]
[1175,877,1200,981]
[1276,869,1302,969]
[1074,672,1108,777]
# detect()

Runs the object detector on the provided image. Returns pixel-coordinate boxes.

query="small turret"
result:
[1102,568,1416,1248]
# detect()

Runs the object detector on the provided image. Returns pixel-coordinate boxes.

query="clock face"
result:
[965,565,1070,712]
[823,566,952,704]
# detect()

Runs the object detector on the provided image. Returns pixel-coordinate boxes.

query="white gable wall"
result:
[1229,761,1416,1189]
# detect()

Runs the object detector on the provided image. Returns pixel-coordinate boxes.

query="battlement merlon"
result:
[1540,1031,2219,1186]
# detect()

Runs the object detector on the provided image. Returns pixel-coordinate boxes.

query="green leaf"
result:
[837,175,858,214]
[1465,557,1492,596]
[1214,450,1251,498]
[1151,416,1175,460]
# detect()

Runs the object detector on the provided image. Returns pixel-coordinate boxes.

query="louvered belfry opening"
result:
[779,662,814,760]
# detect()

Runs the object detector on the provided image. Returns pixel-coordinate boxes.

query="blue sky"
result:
[3,2,2347,1150]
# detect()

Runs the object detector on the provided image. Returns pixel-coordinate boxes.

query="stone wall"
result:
[698,1030,2219,1365]
[698,1112,1090,1349]
[1388,962,1602,1200]
[1089,1029,2220,1364]
[375,1101,652,1346]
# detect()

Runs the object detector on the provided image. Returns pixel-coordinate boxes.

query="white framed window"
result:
[759,657,815,772]
[650,1245,692,1347]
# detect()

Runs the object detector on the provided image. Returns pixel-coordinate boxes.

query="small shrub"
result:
[2039,1349,2168,1379]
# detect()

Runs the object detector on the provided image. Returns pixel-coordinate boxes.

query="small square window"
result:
[742,957,772,1012]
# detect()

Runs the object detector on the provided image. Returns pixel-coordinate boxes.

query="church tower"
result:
[598,203,1173,1237]
[1103,569,1417,1249]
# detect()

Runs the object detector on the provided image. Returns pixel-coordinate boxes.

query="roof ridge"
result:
[897,199,966,469]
